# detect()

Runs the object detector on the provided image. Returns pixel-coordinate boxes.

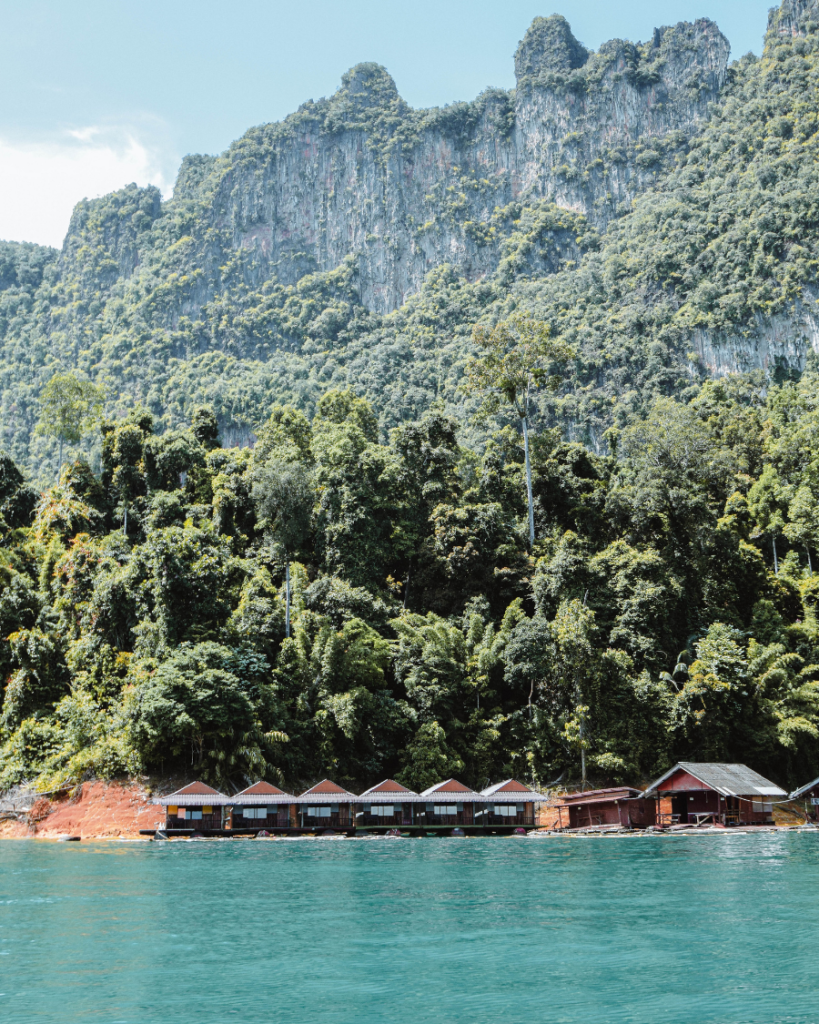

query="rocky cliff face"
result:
[198,15,729,313]
[69,15,726,317]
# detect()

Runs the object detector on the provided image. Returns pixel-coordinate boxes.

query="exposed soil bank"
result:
[0,780,163,839]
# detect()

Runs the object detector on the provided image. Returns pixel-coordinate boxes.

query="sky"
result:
[0,0,775,249]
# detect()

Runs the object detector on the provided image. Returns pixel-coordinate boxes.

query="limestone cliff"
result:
[190,16,729,313]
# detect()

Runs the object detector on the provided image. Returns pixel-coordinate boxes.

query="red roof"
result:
[236,781,287,797]
[422,779,474,795]
[493,780,532,793]
[172,781,222,796]
[362,779,414,794]
[301,779,355,796]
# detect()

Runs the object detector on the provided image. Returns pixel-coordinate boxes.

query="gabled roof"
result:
[234,781,292,802]
[790,775,819,800]
[236,781,287,796]
[644,762,787,798]
[299,779,356,798]
[421,779,476,796]
[359,779,416,797]
[482,779,535,796]
[154,780,230,806]
[174,781,222,796]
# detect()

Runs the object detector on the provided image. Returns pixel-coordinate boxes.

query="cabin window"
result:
[306,806,331,817]
[241,807,273,818]
[434,805,456,815]
[167,806,178,815]
[202,806,213,814]
[495,805,517,817]
[368,805,402,816]
[189,810,203,820]
[752,800,773,812]
[177,808,186,819]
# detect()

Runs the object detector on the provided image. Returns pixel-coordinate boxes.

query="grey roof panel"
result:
[644,762,787,798]
[790,775,819,800]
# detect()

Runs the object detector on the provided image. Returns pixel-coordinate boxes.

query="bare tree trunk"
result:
[807,545,813,574]
[521,414,534,550]
[772,534,779,574]
[579,715,586,792]
[285,559,291,638]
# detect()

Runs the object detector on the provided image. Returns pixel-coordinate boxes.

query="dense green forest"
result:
[3,0,819,793]
[1,370,819,793]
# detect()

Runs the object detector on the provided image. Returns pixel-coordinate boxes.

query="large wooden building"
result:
[643,762,787,826]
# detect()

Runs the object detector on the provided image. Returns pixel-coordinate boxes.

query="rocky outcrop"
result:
[164,15,729,313]
[693,288,819,377]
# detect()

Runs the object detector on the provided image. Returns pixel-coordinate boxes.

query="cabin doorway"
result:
[671,795,688,824]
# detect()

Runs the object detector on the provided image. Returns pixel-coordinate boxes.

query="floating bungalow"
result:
[157,781,230,832]
[789,776,819,822]
[478,780,542,827]
[357,780,417,827]
[296,780,356,831]
[643,762,787,826]
[230,781,295,830]
[420,779,480,826]
[556,787,656,830]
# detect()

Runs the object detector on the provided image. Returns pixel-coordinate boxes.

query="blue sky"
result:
[0,0,775,247]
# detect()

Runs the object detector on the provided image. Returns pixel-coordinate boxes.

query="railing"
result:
[421,813,473,826]
[166,814,222,830]
[481,814,534,827]
[358,814,413,827]
[232,814,292,829]
[300,814,352,828]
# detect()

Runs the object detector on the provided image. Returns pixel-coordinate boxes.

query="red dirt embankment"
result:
[0,780,164,839]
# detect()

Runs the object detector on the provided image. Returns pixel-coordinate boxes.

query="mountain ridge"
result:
[1,0,818,480]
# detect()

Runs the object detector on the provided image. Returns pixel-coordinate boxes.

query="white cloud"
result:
[0,127,177,249]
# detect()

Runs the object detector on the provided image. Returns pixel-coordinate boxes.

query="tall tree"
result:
[36,372,104,479]
[463,315,572,549]
[252,460,313,637]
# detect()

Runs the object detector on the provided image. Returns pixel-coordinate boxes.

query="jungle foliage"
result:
[2,372,819,794]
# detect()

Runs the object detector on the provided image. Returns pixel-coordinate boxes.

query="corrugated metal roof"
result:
[790,775,819,800]
[644,762,787,798]
[559,787,642,806]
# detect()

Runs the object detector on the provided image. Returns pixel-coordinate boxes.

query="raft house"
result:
[555,787,656,830]
[149,777,549,836]
[790,775,819,822]
[643,762,787,826]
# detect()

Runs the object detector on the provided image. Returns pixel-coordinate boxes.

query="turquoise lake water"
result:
[1,833,818,1024]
